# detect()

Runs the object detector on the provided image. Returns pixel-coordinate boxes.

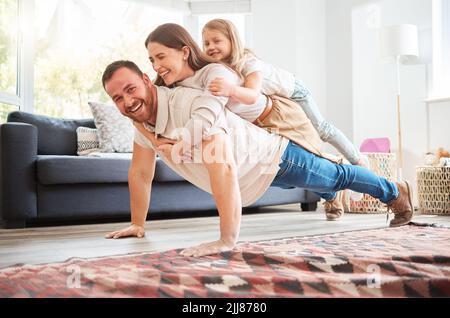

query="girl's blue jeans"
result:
[291,80,361,165]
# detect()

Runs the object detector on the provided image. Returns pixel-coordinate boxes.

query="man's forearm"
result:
[210,163,242,245]
[129,172,153,227]
[204,135,242,246]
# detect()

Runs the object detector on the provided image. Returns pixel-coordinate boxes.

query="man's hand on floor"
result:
[105,224,145,239]
[180,239,235,257]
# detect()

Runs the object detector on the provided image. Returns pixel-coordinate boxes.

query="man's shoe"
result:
[386,180,414,227]
[325,192,344,221]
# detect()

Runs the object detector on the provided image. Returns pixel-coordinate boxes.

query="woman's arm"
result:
[208,71,263,105]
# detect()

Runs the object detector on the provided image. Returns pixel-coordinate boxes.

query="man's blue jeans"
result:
[271,141,399,203]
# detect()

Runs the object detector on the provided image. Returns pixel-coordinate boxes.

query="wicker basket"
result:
[416,166,450,215]
[348,152,397,214]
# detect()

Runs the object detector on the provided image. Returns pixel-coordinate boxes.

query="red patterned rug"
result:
[1,224,450,298]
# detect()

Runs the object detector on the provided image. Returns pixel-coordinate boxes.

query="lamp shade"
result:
[380,24,419,64]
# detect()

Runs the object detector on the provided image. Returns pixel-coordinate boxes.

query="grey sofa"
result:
[0,111,319,229]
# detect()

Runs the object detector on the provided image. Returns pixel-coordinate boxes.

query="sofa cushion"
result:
[153,158,185,182]
[88,101,134,153]
[76,126,100,155]
[74,153,185,183]
[37,156,131,184]
[7,111,95,155]
[36,156,185,185]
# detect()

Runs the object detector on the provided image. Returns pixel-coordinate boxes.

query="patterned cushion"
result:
[76,126,100,155]
[88,101,134,153]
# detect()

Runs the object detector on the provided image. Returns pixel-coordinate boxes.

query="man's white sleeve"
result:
[182,94,229,147]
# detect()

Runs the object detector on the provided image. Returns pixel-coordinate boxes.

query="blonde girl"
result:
[202,19,366,167]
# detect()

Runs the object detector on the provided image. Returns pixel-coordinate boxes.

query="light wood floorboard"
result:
[0,204,449,269]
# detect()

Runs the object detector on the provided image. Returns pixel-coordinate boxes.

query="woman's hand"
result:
[157,140,193,163]
[154,136,177,148]
[208,77,236,97]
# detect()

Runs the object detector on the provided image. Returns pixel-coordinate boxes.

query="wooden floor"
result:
[0,204,449,269]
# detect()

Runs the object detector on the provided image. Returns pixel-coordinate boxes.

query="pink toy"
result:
[360,138,391,153]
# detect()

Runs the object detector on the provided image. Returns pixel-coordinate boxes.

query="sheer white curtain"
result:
[432,0,450,98]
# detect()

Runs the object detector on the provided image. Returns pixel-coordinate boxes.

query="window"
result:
[197,13,247,47]
[0,0,18,96]
[34,0,185,119]
[189,0,251,49]
[0,103,17,123]
[432,0,450,98]
[2,0,252,121]
[0,0,19,122]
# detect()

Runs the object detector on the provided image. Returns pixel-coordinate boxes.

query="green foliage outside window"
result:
[1,0,182,119]
[0,0,18,96]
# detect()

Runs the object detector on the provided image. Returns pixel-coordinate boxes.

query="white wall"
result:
[294,0,327,112]
[327,0,450,206]
[251,0,327,114]
[352,0,430,205]
[326,0,366,144]
[427,100,450,150]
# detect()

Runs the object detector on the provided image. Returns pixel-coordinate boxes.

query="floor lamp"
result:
[379,24,419,181]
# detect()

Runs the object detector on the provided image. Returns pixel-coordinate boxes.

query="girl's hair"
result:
[202,19,255,77]
[145,23,214,86]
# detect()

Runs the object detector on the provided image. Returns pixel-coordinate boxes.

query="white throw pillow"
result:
[76,126,101,155]
[88,101,134,153]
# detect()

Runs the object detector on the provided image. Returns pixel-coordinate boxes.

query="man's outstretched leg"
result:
[271,142,413,227]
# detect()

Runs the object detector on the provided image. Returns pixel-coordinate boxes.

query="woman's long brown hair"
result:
[145,23,214,86]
